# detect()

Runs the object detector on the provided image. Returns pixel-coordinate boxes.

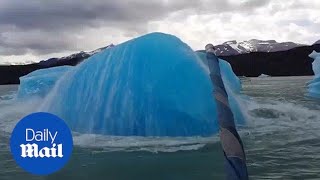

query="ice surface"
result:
[18,66,72,98]
[29,32,247,136]
[308,51,320,98]
[259,74,270,78]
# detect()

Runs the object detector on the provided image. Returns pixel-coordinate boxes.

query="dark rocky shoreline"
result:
[1,44,319,85]
[220,44,320,77]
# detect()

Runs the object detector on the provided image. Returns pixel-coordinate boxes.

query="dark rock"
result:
[0,44,319,85]
[219,44,320,77]
[0,45,113,85]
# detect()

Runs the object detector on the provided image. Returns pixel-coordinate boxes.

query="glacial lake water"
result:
[0,76,320,180]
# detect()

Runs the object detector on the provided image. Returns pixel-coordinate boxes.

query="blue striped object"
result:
[206,50,248,180]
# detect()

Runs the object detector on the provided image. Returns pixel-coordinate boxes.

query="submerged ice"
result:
[18,33,247,137]
[308,51,320,98]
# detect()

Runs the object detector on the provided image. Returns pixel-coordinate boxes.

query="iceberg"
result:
[258,74,270,78]
[18,66,72,98]
[25,32,247,137]
[308,51,320,98]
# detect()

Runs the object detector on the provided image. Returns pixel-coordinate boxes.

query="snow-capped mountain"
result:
[215,39,305,56]
[314,40,320,45]
[1,41,319,85]
[1,44,114,66]
[86,44,115,56]
[38,44,114,67]
[0,39,311,65]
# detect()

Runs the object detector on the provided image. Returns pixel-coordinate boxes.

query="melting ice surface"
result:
[18,66,72,98]
[19,32,247,137]
[308,51,320,98]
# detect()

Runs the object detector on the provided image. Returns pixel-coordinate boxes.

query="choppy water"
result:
[0,76,320,180]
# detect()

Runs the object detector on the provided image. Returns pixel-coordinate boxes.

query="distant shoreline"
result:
[1,44,319,85]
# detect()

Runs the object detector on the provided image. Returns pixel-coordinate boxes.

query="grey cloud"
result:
[0,28,81,55]
[0,0,193,30]
[241,0,271,9]
[0,0,273,56]
[194,0,271,15]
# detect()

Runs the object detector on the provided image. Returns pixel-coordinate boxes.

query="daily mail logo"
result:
[20,129,63,158]
[10,112,73,175]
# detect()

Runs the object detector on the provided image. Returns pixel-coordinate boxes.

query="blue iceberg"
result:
[308,51,320,98]
[18,66,72,98]
[29,32,247,137]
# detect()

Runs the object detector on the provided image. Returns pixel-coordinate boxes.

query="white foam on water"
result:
[0,93,218,153]
[0,97,43,135]
[245,99,320,136]
[1,83,318,153]
[73,133,217,153]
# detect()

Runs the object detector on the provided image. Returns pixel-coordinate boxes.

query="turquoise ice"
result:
[19,33,246,136]
[308,51,320,98]
[18,66,72,98]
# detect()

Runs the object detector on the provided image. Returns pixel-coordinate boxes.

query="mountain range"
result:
[214,39,307,56]
[314,40,320,45]
[2,39,317,66]
[0,40,319,85]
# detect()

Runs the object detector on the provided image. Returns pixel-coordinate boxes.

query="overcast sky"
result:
[0,0,319,64]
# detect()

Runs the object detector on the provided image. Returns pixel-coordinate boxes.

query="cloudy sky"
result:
[0,0,319,64]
